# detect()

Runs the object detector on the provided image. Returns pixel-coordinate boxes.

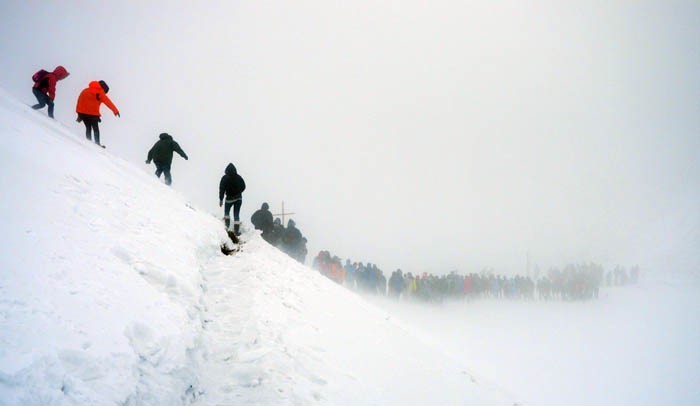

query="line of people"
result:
[250,203,308,263]
[312,251,641,304]
[31,65,250,235]
[312,252,387,295]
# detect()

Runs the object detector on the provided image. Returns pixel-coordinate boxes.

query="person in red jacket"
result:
[75,80,120,146]
[31,66,69,119]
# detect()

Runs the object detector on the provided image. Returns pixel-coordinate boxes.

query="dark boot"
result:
[234,221,241,235]
[224,216,230,229]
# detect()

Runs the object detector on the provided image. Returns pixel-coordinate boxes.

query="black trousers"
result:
[154,161,172,185]
[78,113,101,145]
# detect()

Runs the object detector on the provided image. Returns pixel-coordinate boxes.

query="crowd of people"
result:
[312,251,641,303]
[312,252,387,294]
[29,65,646,290]
[250,203,308,263]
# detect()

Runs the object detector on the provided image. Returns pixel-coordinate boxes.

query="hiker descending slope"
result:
[145,133,188,185]
[31,66,70,119]
[76,80,120,147]
[218,163,246,233]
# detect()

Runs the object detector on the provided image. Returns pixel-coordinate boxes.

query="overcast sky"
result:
[1,1,698,276]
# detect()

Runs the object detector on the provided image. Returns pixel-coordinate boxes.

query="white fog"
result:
[0,1,698,405]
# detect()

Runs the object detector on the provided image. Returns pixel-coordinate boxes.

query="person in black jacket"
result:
[251,202,274,242]
[219,163,246,233]
[388,269,406,298]
[268,217,285,246]
[282,219,304,262]
[145,133,188,185]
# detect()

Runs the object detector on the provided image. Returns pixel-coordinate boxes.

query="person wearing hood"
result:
[282,219,304,262]
[31,66,69,119]
[145,133,188,185]
[268,217,285,246]
[218,163,246,233]
[76,80,120,146]
[250,202,274,241]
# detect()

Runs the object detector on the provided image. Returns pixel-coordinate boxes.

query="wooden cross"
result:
[273,201,296,225]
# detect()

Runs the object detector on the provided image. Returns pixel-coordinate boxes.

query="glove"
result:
[76,116,82,123]
[219,201,223,207]
[184,155,189,160]
[145,160,151,164]
[115,112,120,117]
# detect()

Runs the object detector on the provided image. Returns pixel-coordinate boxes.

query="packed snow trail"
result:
[0,88,517,405]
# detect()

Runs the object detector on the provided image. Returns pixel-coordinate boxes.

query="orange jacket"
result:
[76,81,119,117]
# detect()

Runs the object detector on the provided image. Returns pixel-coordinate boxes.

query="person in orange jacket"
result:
[76,80,119,146]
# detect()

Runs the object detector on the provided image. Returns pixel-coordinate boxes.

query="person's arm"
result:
[146,145,154,163]
[173,142,188,160]
[239,176,246,193]
[47,75,58,100]
[219,177,226,205]
[101,93,120,116]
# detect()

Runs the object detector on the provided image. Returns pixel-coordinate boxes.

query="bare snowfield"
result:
[365,280,700,405]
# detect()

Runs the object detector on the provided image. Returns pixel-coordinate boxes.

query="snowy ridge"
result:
[0,87,227,404]
[0,88,516,405]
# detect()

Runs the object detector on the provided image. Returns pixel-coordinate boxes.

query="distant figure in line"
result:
[219,163,246,233]
[251,202,274,242]
[145,133,188,185]
[268,217,285,245]
[75,80,120,146]
[31,66,70,119]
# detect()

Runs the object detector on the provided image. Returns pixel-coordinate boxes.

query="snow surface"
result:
[365,281,700,406]
[0,88,515,404]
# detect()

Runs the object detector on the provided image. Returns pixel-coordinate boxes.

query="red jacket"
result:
[76,81,119,117]
[33,66,69,100]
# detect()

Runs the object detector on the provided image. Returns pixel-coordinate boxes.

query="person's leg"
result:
[83,119,92,141]
[31,88,46,109]
[46,98,55,118]
[92,121,100,145]
[223,201,233,228]
[163,163,172,185]
[233,199,242,234]
[154,162,164,178]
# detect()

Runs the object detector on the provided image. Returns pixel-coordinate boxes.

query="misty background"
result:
[1,0,697,277]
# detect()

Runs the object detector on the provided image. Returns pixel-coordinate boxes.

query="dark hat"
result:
[98,80,109,93]
[262,202,269,210]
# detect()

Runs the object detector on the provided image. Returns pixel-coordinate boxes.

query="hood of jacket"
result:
[225,163,237,176]
[261,202,269,210]
[88,81,103,92]
[159,133,173,141]
[53,66,69,80]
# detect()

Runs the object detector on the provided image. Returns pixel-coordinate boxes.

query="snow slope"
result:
[0,88,516,405]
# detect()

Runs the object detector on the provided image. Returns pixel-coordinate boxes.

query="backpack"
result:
[32,69,49,84]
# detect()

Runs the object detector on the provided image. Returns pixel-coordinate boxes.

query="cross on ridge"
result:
[273,201,296,226]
